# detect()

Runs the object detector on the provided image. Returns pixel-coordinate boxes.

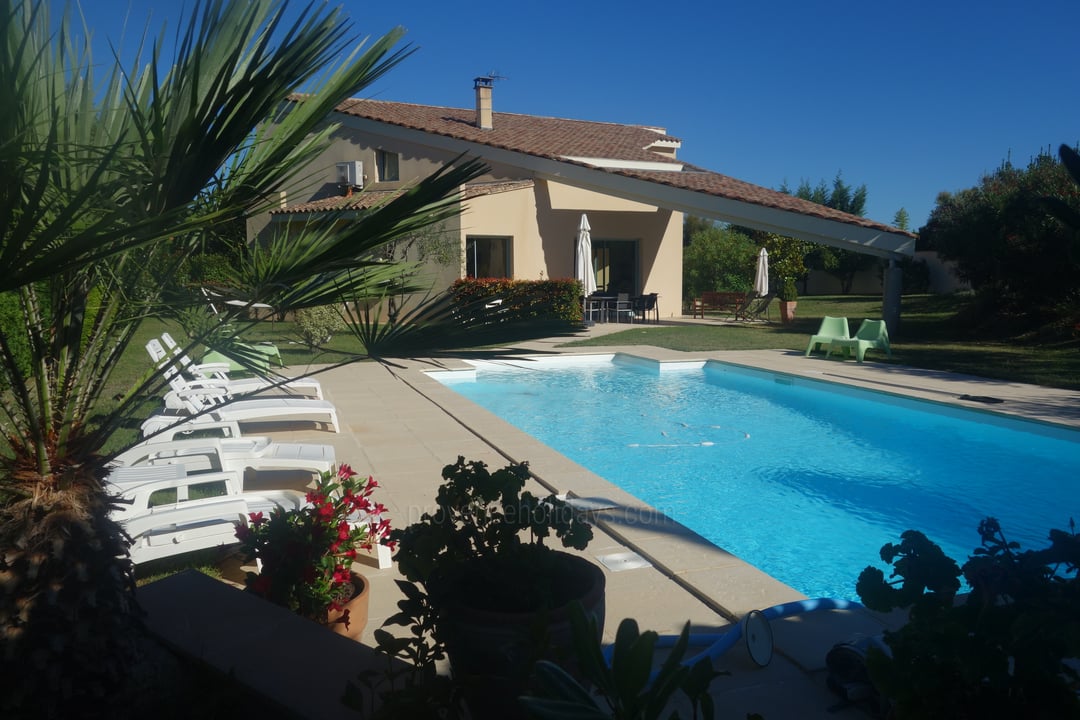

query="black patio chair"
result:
[633,293,660,323]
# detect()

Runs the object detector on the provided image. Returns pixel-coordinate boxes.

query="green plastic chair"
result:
[805,316,850,356]
[827,319,891,362]
[202,343,282,375]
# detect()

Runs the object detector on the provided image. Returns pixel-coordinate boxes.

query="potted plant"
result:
[778,278,798,323]
[382,456,602,720]
[234,463,393,640]
[853,518,1080,719]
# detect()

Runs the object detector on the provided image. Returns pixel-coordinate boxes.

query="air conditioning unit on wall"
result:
[336,161,364,189]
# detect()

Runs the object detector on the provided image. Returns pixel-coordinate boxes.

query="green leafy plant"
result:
[390,456,594,610]
[357,457,595,717]
[520,604,729,720]
[855,518,1080,719]
[450,278,584,323]
[295,304,346,348]
[779,278,798,302]
[234,464,392,628]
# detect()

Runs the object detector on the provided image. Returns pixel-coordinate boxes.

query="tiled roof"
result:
[286,95,910,237]
[334,97,682,168]
[271,189,396,214]
[617,165,900,233]
[272,180,534,215]
[462,180,535,198]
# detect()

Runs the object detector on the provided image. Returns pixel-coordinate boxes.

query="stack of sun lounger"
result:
[141,334,339,437]
[109,334,391,566]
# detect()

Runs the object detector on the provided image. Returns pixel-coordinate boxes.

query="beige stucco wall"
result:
[461,180,683,316]
[255,122,685,318]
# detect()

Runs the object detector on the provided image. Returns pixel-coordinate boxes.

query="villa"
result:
[255,78,915,326]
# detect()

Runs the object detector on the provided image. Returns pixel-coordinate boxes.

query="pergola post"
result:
[882,257,903,337]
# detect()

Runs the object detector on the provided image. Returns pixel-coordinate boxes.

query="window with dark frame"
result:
[375,149,399,182]
[465,236,510,278]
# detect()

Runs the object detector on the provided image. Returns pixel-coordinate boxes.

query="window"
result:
[592,239,639,294]
[375,149,399,182]
[465,236,510,278]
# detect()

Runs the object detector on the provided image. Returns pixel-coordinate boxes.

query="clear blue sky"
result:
[69,0,1079,230]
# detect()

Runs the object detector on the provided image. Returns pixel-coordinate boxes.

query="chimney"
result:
[474,76,493,130]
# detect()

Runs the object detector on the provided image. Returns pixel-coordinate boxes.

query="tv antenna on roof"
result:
[476,70,508,85]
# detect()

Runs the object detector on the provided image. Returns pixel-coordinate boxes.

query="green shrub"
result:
[450,278,581,322]
[294,305,345,348]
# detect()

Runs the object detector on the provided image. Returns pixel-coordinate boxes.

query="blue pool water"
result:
[432,356,1080,600]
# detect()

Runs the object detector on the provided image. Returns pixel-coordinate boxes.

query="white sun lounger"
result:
[143,386,340,437]
[107,464,309,564]
[150,335,323,399]
[114,436,336,477]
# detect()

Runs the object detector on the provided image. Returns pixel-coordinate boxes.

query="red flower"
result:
[234,462,391,622]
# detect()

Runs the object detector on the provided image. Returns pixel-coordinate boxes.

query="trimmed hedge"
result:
[450,278,583,323]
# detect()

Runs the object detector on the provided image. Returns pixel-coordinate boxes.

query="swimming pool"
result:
[431,355,1080,600]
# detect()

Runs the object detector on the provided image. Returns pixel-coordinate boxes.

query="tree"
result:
[893,208,911,232]
[783,173,878,293]
[762,233,809,298]
[0,2,574,716]
[682,214,717,246]
[920,149,1080,330]
[682,222,757,298]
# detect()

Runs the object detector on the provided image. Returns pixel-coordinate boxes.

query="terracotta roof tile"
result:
[272,180,534,215]
[270,189,397,214]
[618,166,900,233]
[334,97,682,167]
[461,180,535,198]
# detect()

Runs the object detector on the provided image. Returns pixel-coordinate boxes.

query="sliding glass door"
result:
[592,239,638,295]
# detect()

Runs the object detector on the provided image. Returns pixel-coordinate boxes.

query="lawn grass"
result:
[562,294,1080,391]
[110,294,1079,436]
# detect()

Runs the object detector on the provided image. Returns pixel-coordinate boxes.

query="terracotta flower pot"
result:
[326,572,370,642]
[779,300,797,324]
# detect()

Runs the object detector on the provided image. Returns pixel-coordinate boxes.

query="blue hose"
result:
[603,597,863,671]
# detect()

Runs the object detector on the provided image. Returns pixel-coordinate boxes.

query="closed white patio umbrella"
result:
[576,214,597,297]
[754,247,769,297]
[576,214,599,323]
